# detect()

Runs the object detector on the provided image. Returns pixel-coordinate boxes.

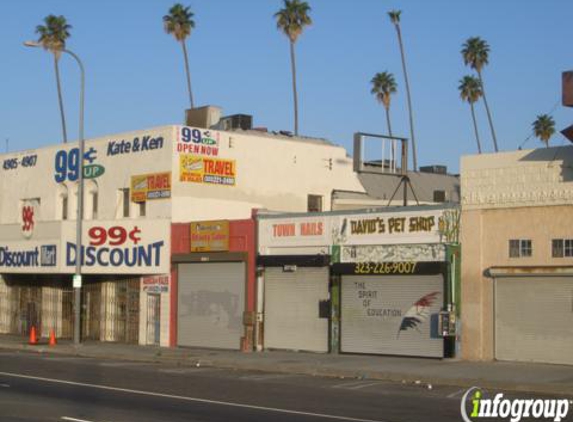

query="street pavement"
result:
[1,350,570,422]
[0,334,572,397]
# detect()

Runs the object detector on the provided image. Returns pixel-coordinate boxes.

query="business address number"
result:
[3,155,37,170]
[354,262,417,275]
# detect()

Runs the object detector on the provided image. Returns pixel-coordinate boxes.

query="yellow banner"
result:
[180,155,236,186]
[130,172,171,202]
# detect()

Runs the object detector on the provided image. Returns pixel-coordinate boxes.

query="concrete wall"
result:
[460,146,573,360]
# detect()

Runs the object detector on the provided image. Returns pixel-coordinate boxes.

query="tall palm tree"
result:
[388,10,417,171]
[532,114,555,148]
[461,36,498,152]
[275,0,312,136]
[458,75,483,154]
[371,72,397,136]
[371,72,397,165]
[36,15,71,144]
[164,3,196,109]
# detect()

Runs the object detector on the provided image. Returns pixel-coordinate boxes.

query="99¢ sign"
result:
[66,224,166,270]
[88,226,142,246]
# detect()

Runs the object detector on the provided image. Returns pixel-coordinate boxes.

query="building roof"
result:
[333,168,460,205]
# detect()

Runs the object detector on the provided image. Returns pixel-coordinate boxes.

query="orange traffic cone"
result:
[49,329,57,347]
[28,326,37,345]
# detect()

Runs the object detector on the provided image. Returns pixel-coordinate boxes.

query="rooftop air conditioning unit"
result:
[219,114,253,131]
[420,165,447,175]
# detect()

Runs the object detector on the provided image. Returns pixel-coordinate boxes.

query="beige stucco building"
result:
[460,146,573,365]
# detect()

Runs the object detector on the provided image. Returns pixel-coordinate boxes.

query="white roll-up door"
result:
[178,262,245,349]
[341,275,444,357]
[264,267,329,352]
[495,277,573,365]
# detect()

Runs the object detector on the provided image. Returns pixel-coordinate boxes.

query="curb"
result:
[1,344,570,397]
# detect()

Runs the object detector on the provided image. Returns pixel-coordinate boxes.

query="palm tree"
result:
[532,114,555,148]
[388,10,417,171]
[371,72,398,165]
[164,3,196,109]
[461,36,498,152]
[458,75,483,154]
[36,15,71,144]
[275,0,312,136]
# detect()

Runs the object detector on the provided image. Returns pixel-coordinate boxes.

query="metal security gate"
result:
[146,294,161,345]
[495,277,573,365]
[82,279,140,344]
[341,275,444,357]
[178,262,245,349]
[264,267,329,352]
[0,280,73,339]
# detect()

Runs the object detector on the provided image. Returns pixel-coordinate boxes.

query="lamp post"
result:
[24,41,85,345]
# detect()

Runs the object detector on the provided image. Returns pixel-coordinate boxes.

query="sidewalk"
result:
[1,334,572,396]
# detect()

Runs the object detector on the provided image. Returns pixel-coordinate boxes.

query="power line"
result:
[518,100,561,149]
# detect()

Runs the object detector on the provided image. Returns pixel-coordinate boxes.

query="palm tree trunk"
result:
[395,24,417,170]
[290,40,299,136]
[54,55,68,144]
[385,106,395,170]
[470,102,482,154]
[181,40,194,109]
[477,71,498,152]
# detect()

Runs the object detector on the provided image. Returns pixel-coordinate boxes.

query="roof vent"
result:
[420,165,447,175]
[217,114,253,131]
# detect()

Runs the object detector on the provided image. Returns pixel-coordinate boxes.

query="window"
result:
[139,201,146,217]
[552,239,573,258]
[509,239,532,258]
[118,188,131,218]
[62,196,68,220]
[433,190,446,203]
[92,191,99,220]
[307,195,323,213]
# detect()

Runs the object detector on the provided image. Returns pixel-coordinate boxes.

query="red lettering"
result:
[272,223,296,237]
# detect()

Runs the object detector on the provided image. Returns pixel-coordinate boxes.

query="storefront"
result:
[257,215,332,352]
[0,219,171,345]
[258,206,461,357]
[170,219,256,350]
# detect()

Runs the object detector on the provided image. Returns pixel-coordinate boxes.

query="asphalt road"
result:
[0,350,569,422]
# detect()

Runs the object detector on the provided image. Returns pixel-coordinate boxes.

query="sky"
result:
[0,0,572,173]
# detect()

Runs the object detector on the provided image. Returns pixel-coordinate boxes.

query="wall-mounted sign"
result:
[54,146,102,183]
[106,135,164,157]
[177,127,220,156]
[3,154,37,171]
[180,155,236,186]
[142,275,169,293]
[0,244,57,269]
[190,220,229,252]
[63,220,170,274]
[131,172,172,202]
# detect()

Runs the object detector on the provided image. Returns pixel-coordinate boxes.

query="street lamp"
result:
[24,41,85,345]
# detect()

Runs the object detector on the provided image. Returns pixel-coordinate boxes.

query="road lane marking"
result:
[0,371,388,422]
[347,382,383,390]
[62,417,102,422]
[446,389,466,399]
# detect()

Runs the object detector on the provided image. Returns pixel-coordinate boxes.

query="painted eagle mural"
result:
[397,292,440,338]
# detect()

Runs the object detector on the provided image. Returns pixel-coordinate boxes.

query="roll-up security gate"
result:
[341,274,444,357]
[178,262,245,349]
[264,267,329,352]
[495,277,573,365]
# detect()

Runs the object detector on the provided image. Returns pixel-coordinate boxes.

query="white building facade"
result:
[0,125,364,347]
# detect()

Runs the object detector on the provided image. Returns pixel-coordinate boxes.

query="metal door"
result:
[146,294,161,345]
[178,263,245,349]
[264,267,329,352]
[495,277,573,365]
[341,274,444,357]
